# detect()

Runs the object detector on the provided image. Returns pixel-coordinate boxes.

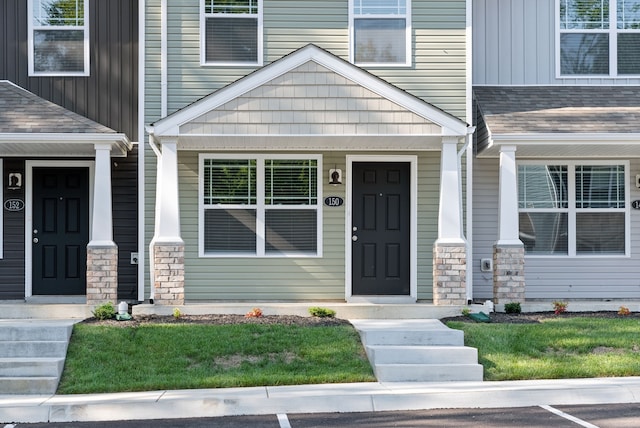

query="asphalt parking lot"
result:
[10,403,640,427]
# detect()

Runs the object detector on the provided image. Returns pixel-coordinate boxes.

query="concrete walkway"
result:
[2,377,640,423]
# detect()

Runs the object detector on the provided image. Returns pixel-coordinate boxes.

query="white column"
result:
[89,143,115,246]
[497,145,522,245]
[156,139,182,243]
[437,136,465,243]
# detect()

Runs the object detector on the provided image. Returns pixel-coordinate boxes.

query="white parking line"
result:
[540,405,600,428]
[277,413,292,428]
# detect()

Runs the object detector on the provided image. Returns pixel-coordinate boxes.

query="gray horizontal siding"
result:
[472,157,640,300]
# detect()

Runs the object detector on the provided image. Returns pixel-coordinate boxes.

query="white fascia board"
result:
[0,133,132,153]
[151,44,469,137]
[490,133,640,144]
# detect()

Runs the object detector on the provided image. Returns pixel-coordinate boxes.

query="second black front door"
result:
[32,168,89,295]
[352,162,410,295]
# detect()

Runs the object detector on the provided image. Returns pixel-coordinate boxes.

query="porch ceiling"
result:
[174,134,446,151]
[0,134,132,157]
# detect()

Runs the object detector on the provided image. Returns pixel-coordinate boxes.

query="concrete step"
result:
[374,363,484,382]
[0,376,60,395]
[351,319,483,383]
[0,341,69,358]
[352,319,464,346]
[0,323,73,341]
[366,345,478,365]
[0,304,92,319]
[0,358,65,377]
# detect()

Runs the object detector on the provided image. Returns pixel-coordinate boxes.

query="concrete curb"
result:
[2,377,640,423]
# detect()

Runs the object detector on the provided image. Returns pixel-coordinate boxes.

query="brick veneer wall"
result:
[153,243,185,305]
[86,245,118,305]
[493,244,525,303]
[433,242,467,305]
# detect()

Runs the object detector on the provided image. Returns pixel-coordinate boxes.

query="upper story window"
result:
[201,0,263,66]
[350,0,411,67]
[518,161,628,257]
[558,0,640,76]
[28,0,90,76]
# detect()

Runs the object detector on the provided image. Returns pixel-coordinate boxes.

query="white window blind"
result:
[201,156,321,257]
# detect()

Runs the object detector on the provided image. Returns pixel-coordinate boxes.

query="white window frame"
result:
[349,0,412,67]
[556,0,640,78]
[200,0,263,67]
[518,160,630,258]
[27,0,90,77]
[198,154,323,258]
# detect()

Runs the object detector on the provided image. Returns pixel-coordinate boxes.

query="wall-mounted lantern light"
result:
[329,168,342,185]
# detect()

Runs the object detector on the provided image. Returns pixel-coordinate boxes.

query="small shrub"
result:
[461,307,471,317]
[308,307,336,318]
[618,306,631,316]
[553,301,568,315]
[92,302,116,320]
[173,308,182,319]
[245,307,263,318]
[504,302,522,314]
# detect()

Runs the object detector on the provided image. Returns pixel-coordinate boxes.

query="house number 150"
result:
[324,196,344,207]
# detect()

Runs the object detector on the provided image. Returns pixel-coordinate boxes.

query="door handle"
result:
[352,235,358,242]
[33,237,39,244]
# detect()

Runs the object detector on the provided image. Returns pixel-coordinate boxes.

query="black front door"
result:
[352,162,410,295]
[32,168,89,295]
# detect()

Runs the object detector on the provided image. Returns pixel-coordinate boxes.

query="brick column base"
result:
[86,245,118,306]
[153,242,185,305]
[493,244,525,303]
[433,242,467,305]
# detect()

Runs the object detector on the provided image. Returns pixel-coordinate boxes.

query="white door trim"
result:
[25,160,95,297]
[345,155,418,303]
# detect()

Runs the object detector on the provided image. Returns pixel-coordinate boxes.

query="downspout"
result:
[147,133,162,303]
[464,0,474,304]
[137,0,146,302]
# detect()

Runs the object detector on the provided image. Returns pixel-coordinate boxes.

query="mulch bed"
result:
[82,314,351,327]
[441,311,640,324]
[81,311,640,327]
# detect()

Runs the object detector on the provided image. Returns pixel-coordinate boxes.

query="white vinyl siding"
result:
[28,0,89,76]
[349,0,412,67]
[473,0,640,85]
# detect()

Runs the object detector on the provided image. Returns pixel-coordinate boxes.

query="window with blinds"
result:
[559,0,640,76]
[202,0,262,65]
[518,162,627,256]
[29,0,89,76]
[351,0,411,66]
[201,156,321,257]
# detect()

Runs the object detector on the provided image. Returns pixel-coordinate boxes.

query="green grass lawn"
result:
[58,323,375,394]
[446,317,640,381]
